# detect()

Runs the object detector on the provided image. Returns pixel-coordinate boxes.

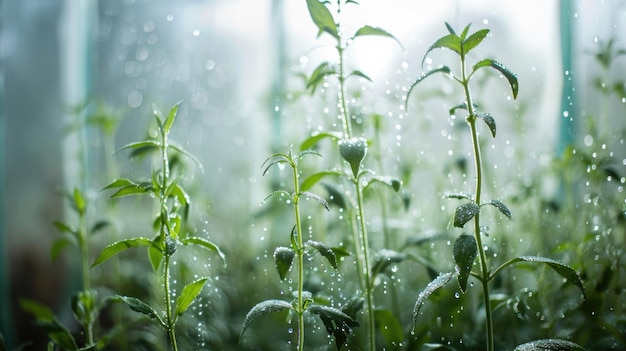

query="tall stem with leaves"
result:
[407,23,586,351]
[91,102,224,351]
[241,150,359,350]
[303,1,402,349]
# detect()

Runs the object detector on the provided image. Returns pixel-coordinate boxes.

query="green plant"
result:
[299,1,404,349]
[90,102,224,351]
[19,101,116,351]
[241,149,359,350]
[405,23,587,351]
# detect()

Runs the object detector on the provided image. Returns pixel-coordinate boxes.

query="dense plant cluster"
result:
[5,1,625,351]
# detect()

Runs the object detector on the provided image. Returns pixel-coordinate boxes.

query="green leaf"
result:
[115,295,166,328]
[514,339,586,351]
[182,236,226,265]
[453,202,480,228]
[52,221,76,235]
[300,171,342,192]
[90,220,111,235]
[364,175,401,193]
[422,33,462,68]
[459,24,471,41]
[163,102,181,135]
[374,309,404,348]
[51,237,74,261]
[484,199,512,219]
[91,237,158,268]
[148,244,163,272]
[443,192,472,201]
[444,22,456,35]
[405,66,452,112]
[241,300,293,337]
[299,130,343,151]
[372,249,406,279]
[116,140,160,154]
[102,178,137,190]
[462,28,489,55]
[309,304,360,350]
[274,247,295,280]
[19,299,79,350]
[306,61,337,94]
[175,277,208,319]
[412,272,454,329]
[476,112,496,137]
[301,191,329,211]
[73,188,86,215]
[453,234,477,293]
[352,25,403,48]
[338,137,368,178]
[473,59,519,99]
[109,183,151,198]
[347,70,373,83]
[499,256,586,299]
[305,0,338,39]
[305,240,338,270]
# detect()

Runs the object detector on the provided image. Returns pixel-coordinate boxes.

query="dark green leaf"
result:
[91,237,158,268]
[462,28,489,55]
[514,339,585,351]
[453,202,480,228]
[453,234,477,293]
[310,304,360,350]
[274,247,295,280]
[116,140,160,153]
[352,25,402,48]
[444,22,456,35]
[52,221,76,235]
[320,182,348,209]
[301,191,329,211]
[241,300,293,337]
[405,66,452,112]
[476,112,496,137]
[306,0,338,39]
[364,175,401,193]
[473,59,519,99]
[305,240,338,270]
[422,34,462,68]
[175,277,208,319]
[90,220,111,235]
[484,199,512,219]
[501,256,586,299]
[374,309,404,347]
[115,295,166,328]
[412,272,454,329]
[372,249,406,278]
[299,130,342,151]
[19,299,79,350]
[182,236,226,265]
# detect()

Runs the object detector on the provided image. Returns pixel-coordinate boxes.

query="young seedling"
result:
[405,23,586,351]
[90,102,225,351]
[241,149,359,350]
[301,1,404,349]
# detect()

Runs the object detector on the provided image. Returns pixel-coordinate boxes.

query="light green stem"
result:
[164,255,178,351]
[461,55,494,351]
[355,180,375,351]
[292,161,306,351]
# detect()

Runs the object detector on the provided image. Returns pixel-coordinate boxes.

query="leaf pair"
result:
[450,197,511,229]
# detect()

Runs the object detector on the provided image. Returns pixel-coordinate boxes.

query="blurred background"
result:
[1,0,625,349]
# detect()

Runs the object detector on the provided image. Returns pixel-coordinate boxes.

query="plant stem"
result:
[291,158,306,351]
[461,55,494,351]
[164,254,178,351]
[355,180,375,351]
